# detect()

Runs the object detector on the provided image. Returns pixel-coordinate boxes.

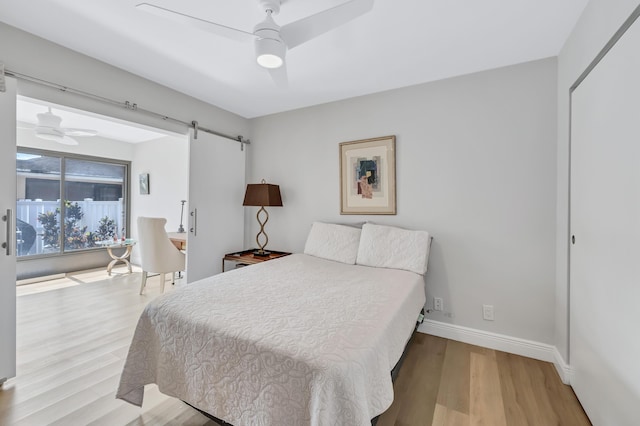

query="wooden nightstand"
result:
[222,249,291,272]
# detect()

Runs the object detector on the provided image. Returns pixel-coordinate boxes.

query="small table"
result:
[222,249,291,272]
[96,240,136,276]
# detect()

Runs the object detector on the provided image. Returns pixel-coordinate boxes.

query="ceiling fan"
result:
[21,107,98,145]
[136,0,375,86]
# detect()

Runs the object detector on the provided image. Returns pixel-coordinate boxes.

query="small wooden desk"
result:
[222,249,291,272]
[167,232,187,250]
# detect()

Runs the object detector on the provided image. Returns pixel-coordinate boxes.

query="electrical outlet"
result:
[483,304,494,321]
[434,297,443,311]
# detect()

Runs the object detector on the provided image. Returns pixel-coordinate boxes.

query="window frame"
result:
[16,147,131,260]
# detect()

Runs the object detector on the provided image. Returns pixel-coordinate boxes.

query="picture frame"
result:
[139,173,150,195]
[340,135,396,215]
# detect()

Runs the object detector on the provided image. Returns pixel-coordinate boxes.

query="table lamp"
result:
[243,179,282,256]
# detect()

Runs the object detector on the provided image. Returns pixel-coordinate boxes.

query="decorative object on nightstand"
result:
[242,179,283,257]
[178,200,186,233]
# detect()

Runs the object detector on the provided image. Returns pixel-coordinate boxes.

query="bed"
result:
[117,222,430,425]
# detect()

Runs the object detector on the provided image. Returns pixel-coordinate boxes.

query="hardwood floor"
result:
[1,268,590,425]
[5,267,216,426]
[376,334,591,426]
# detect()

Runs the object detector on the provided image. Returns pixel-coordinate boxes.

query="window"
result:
[16,149,129,258]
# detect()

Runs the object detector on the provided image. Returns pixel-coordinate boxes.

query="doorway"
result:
[16,96,189,280]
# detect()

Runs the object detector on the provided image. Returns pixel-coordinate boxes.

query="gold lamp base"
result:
[254,206,270,256]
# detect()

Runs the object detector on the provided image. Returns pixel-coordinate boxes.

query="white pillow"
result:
[303,222,362,264]
[356,223,431,275]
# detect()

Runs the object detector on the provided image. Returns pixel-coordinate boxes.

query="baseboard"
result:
[553,348,572,384]
[418,319,570,383]
[16,273,65,285]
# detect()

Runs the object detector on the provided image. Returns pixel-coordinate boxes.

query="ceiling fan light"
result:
[257,53,283,69]
[255,37,285,69]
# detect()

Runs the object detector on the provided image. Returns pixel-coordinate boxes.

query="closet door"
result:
[186,130,245,282]
[0,76,17,384]
[570,14,640,425]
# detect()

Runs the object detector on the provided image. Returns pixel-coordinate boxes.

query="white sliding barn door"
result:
[0,76,17,384]
[570,15,640,425]
[186,130,245,282]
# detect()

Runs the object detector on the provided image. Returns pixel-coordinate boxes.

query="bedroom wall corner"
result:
[420,319,570,382]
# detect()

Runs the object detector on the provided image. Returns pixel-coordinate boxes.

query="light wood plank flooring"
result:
[376,334,590,426]
[1,267,590,425]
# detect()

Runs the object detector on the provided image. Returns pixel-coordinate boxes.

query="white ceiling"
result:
[0,0,588,119]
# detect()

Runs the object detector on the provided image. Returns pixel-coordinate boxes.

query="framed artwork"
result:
[340,135,396,215]
[139,173,150,195]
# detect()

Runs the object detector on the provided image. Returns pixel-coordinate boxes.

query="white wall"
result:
[248,58,558,344]
[555,0,640,362]
[129,135,189,265]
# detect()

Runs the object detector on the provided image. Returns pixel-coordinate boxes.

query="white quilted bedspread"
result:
[116,254,426,426]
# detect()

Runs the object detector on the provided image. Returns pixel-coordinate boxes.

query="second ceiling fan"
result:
[137,0,374,86]
[19,107,97,146]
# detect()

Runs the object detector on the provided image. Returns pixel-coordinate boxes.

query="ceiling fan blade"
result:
[17,122,36,130]
[136,3,256,42]
[35,126,65,137]
[34,128,79,145]
[58,136,80,146]
[62,128,98,137]
[268,65,288,88]
[280,0,374,49]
